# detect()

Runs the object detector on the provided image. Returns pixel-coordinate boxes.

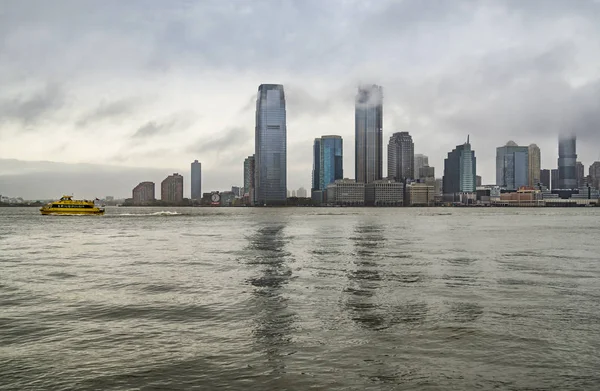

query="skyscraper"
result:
[132,182,155,205]
[161,173,183,203]
[528,144,541,187]
[558,134,577,190]
[551,169,559,190]
[244,155,255,197]
[590,162,600,190]
[191,160,201,200]
[311,138,321,193]
[355,85,383,184]
[414,154,429,179]
[387,132,414,181]
[255,84,287,205]
[496,141,529,190]
[318,135,343,190]
[540,169,550,189]
[576,161,585,188]
[443,136,476,195]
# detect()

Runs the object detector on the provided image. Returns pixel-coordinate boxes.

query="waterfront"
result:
[1,207,600,390]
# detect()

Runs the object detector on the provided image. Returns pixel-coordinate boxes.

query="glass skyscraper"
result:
[191,160,202,200]
[496,141,529,190]
[255,84,287,205]
[558,134,577,190]
[387,132,414,181]
[243,155,255,197]
[355,85,383,184]
[443,137,476,194]
[318,136,343,190]
[311,138,321,192]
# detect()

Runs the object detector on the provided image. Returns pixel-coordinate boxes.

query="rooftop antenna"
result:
[467,134,470,144]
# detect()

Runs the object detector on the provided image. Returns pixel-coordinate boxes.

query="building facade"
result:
[387,132,414,182]
[326,179,365,206]
[414,154,429,179]
[419,166,435,179]
[191,160,202,200]
[405,183,435,206]
[590,162,600,190]
[551,169,559,190]
[255,84,287,205]
[558,134,577,190]
[365,180,403,206]
[576,161,585,188]
[540,169,550,189]
[161,173,183,203]
[297,187,307,198]
[243,155,255,203]
[528,144,541,187]
[311,138,321,194]
[443,137,477,195]
[132,182,155,205]
[355,85,383,184]
[496,141,529,190]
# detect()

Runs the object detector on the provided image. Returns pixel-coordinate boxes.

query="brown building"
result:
[498,187,542,206]
[405,183,435,206]
[132,182,155,205]
[161,173,184,203]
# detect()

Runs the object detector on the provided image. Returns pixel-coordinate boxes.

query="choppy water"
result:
[1,206,600,390]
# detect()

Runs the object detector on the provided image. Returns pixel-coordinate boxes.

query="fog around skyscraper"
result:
[1,1,600,198]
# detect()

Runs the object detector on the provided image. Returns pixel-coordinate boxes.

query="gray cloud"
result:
[76,98,142,127]
[186,127,252,155]
[131,113,196,139]
[0,83,65,127]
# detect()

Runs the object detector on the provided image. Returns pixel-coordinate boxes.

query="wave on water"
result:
[116,211,183,216]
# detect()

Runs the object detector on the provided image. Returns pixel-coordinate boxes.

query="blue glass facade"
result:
[191,160,201,200]
[255,84,287,205]
[496,142,529,190]
[319,136,343,190]
[443,138,477,194]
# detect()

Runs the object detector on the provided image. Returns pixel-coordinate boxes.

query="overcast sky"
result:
[1,0,600,197]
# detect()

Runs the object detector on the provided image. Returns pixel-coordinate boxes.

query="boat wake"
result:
[116,211,183,216]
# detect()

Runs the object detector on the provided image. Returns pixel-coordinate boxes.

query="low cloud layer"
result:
[1,0,600,197]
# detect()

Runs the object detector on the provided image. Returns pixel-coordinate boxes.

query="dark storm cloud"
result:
[0,83,65,126]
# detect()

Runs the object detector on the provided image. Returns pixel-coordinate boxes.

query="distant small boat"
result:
[40,195,105,215]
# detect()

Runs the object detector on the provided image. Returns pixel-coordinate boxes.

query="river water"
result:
[1,207,599,390]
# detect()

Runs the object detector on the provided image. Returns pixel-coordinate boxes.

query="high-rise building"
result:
[355,85,383,184]
[540,169,550,189]
[496,141,529,190]
[314,135,343,191]
[558,134,577,190]
[551,169,559,190]
[387,132,414,181]
[590,162,600,190]
[419,166,435,179]
[161,173,183,203]
[191,160,202,200]
[132,182,155,205]
[414,154,429,179]
[311,138,321,193]
[576,161,585,188]
[255,84,287,205]
[443,136,476,195]
[528,144,541,187]
[244,155,255,198]
[297,187,307,198]
[476,175,482,187]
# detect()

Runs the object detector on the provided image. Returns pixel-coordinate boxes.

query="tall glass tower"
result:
[311,138,321,193]
[191,160,202,200]
[443,136,477,194]
[355,85,383,184]
[255,84,287,205]
[319,136,343,190]
[558,134,577,190]
[387,132,414,181]
[496,141,529,190]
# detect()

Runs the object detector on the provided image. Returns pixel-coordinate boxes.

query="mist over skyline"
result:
[2,0,600,199]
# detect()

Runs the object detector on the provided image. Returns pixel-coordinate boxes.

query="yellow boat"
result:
[40,195,105,215]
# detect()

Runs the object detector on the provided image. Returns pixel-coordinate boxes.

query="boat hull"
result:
[40,208,105,215]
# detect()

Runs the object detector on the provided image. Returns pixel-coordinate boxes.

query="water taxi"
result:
[40,195,105,215]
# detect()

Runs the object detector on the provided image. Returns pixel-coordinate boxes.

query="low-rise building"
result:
[326,179,365,206]
[132,182,155,205]
[365,180,403,206]
[405,183,435,206]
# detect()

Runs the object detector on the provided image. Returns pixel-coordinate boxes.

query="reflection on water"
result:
[244,223,296,374]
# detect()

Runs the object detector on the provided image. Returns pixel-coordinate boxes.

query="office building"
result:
[551,169,559,190]
[355,85,383,184]
[388,132,414,181]
[405,183,435,206]
[244,155,255,203]
[558,134,577,189]
[476,175,482,187]
[528,144,541,187]
[496,141,529,190]
[255,84,287,205]
[443,136,477,195]
[365,180,403,206]
[419,166,435,179]
[132,182,155,205]
[540,169,550,189]
[191,160,202,200]
[576,161,585,188]
[414,154,429,179]
[313,135,343,195]
[231,186,242,197]
[161,173,183,203]
[326,179,365,206]
[590,162,600,190]
[297,187,307,198]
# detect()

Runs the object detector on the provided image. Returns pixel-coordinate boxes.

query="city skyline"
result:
[2,2,600,199]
